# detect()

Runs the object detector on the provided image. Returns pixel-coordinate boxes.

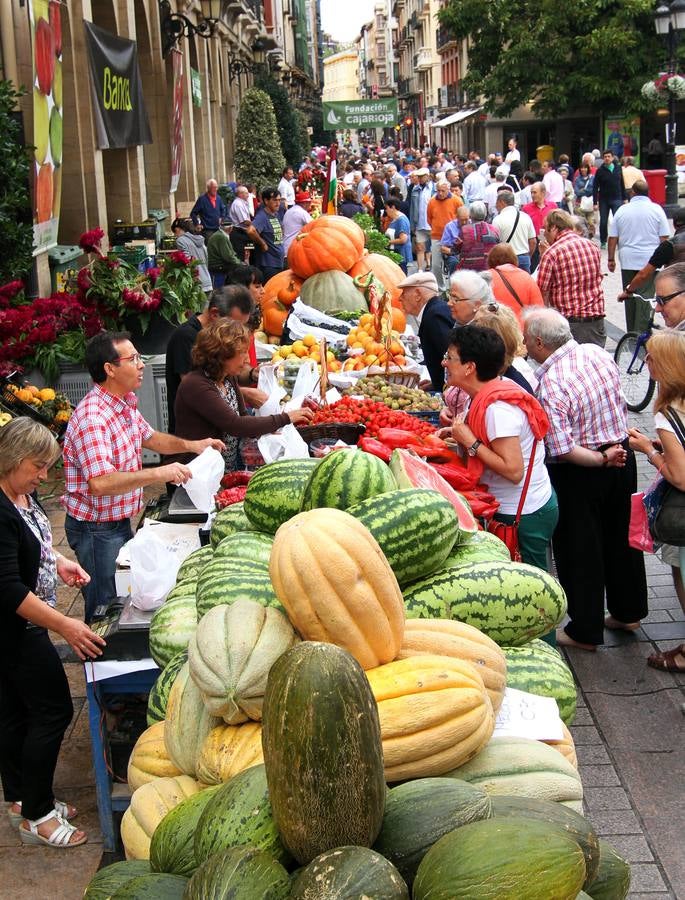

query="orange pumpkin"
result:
[287,215,365,280]
[262,269,303,308]
[347,252,407,309]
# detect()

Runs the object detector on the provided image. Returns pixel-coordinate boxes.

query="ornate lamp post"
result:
[159,0,222,58]
[654,0,685,211]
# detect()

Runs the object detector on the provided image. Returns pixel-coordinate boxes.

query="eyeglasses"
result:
[654,290,684,307]
[442,351,461,363]
[115,353,143,366]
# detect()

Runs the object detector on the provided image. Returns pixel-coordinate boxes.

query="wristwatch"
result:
[467,439,482,457]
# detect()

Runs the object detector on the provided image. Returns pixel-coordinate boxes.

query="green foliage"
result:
[438,0,666,118]
[234,88,286,191]
[0,81,34,284]
[295,109,311,163]
[254,73,303,167]
[352,213,403,265]
[218,184,235,206]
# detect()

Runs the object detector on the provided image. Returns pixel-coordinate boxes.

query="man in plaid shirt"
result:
[523,308,648,650]
[536,210,606,348]
[62,332,223,621]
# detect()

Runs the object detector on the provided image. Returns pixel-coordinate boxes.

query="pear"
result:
[33,88,49,164]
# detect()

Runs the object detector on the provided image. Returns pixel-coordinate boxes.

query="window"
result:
[376,41,385,58]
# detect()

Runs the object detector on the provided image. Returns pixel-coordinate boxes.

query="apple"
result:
[35,17,55,95]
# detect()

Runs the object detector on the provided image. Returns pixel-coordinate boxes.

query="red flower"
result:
[0,280,25,300]
[77,267,91,292]
[79,227,105,254]
[169,250,192,266]
[147,266,161,284]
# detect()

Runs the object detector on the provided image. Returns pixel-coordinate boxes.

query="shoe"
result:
[19,811,87,848]
[8,799,77,829]
[604,615,641,632]
[556,628,597,651]
[647,643,685,672]
[600,242,607,249]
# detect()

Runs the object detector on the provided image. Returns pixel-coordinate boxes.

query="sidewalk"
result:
[1,251,683,897]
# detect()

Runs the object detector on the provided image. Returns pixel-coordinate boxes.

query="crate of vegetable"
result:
[0,376,72,436]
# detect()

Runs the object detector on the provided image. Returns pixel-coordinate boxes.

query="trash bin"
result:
[643,169,667,206]
[536,144,554,163]
[146,208,169,246]
[47,245,84,293]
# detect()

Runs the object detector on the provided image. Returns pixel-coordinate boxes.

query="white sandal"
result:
[8,799,77,829]
[19,811,87,848]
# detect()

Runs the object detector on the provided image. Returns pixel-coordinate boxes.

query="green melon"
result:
[146,650,188,726]
[261,642,386,865]
[301,448,397,511]
[195,558,281,619]
[109,873,187,898]
[502,639,578,724]
[184,845,290,900]
[176,545,214,582]
[347,489,460,586]
[290,846,409,899]
[444,530,511,567]
[194,764,290,867]
[210,502,254,548]
[585,839,631,899]
[299,269,366,313]
[83,861,152,899]
[149,597,197,670]
[243,458,319,533]
[213,531,274,566]
[149,785,221,877]
[413,817,586,900]
[373,778,492,887]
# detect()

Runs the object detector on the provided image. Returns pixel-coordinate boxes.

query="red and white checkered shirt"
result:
[61,385,153,522]
[536,231,604,318]
[534,340,628,458]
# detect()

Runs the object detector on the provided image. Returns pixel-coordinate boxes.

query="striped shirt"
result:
[534,340,628,458]
[61,385,153,522]
[536,231,604,318]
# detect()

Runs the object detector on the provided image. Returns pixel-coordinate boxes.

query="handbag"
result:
[648,407,685,546]
[487,440,538,562]
[628,490,654,553]
[579,195,594,212]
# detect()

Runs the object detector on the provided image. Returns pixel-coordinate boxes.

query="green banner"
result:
[190,68,202,108]
[323,99,399,129]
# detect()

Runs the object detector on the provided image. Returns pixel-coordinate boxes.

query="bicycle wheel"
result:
[614,332,655,412]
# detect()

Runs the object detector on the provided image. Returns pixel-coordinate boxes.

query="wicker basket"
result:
[296,422,366,446]
[367,367,420,388]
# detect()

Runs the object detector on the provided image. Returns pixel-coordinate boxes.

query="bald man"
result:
[190,178,228,239]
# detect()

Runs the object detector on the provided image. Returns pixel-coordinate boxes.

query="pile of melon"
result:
[84,449,631,899]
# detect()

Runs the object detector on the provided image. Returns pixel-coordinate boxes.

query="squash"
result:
[127,721,182,791]
[188,601,298,723]
[185,846,290,900]
[287,214,365,279]
[348,251,407,308]
[542,722,578,769]
[261,642,386,865]
[120,775,201,860]
[290,846,409,899]
[164,662,221,778]
[366,655,495,782]
[261,269,303,337]
[195,721,264,785]
[299,269,369,314]
[269,508,405,670]
[585,839,631,899]
[397,618,507,712]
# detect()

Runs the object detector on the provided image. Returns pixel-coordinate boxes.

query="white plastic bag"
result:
[183,446,225,513]
[129,529,180,610]
[257,423,310,463]
[287,359,320,408]
[255,362,287,417]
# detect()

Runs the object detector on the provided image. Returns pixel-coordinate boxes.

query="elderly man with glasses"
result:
[62,332,223,622]
[397,271,453,391]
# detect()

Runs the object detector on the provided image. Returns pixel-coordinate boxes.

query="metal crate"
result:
[55,366,93,407]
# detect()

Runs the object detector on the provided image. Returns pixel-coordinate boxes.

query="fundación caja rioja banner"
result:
[323,99,399,130]
[84,21,152,149]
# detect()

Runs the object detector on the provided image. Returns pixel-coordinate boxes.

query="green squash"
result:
[149,785,221,877]
[109,873,187,898]
[83,861,151,899]
[585,839,631,899]
[299,270,368,313]
[290,846,408,899]
[184,846,289,900]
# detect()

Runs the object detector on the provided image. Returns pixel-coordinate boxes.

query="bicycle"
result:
[613,294,661,413]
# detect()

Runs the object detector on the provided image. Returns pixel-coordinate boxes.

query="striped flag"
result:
[324,143,338,215]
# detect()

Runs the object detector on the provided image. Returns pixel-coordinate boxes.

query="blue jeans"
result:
[64,515,133,622]
[517,254,531,273]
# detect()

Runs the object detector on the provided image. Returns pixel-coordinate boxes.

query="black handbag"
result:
[649,407,685,547]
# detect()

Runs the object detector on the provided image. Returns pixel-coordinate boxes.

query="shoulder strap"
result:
[664,407,685,447]
[514,439,538,524]
[504,210,520,244]
[496,267,524,308]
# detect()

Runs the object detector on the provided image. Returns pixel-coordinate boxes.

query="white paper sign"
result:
[494,687,564,741]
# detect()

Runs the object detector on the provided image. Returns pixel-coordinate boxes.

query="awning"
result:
[430,107,483,129]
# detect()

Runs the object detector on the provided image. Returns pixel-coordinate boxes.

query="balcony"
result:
[414,47,432,70]
[418,0,431,18]
[436,24,456,50]
[397,75,418,97]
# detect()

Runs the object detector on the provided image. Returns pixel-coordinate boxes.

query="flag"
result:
[324,143,338,215]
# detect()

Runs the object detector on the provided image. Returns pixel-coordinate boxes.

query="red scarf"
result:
[465,379,549,480]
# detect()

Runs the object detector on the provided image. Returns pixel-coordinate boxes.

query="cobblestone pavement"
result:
[0,247,683,897]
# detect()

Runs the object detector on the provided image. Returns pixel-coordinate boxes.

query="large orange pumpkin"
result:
[287,215,365,280]
[347,252,407,309]
[260,269,303,337]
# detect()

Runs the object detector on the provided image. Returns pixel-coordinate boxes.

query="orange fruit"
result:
[303,334,317,348]
[359,313,374,327]
[364,354,379,366]
[393,355,407,367]
[389,340,403,356]
[391,308,407,333]
[351,341,364,350]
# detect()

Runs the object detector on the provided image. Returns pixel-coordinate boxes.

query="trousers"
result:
[549,449,648,645]
[65,515,133,622]
[598,198,623,245]
[0,628,73,820]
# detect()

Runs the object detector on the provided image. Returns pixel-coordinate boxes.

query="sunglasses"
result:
[654,290,684,306]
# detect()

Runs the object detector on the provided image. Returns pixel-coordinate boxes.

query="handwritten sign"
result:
[494,687,564,741]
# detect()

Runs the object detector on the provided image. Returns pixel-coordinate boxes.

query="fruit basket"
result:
[296,422,366,446]
[366,367,420,388]
[0,376,72,437]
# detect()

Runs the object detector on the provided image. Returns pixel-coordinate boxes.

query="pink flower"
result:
[79,227,106,254]
[147,266,161,284]
[169,250,192,266]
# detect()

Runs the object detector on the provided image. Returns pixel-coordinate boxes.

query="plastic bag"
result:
[183,446,225,513]
[258,423,310,463]
[628,491,654,553]
[255,362,286,418]
[129,528,180,610]
[286,359,320,409]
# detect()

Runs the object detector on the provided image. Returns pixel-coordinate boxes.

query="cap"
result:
[415,167,430,176]
[396,271,439,293]
[295,191,311,203]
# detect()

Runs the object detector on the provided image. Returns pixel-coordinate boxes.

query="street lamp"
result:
[228,39,267,84]
[159,0,222,58]
[654,0,685,211]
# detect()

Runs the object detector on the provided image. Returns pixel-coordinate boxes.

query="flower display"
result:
[297,166,325,194]
[78,227,106,255]
[642,73,685,103]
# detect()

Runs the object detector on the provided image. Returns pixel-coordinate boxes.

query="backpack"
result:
[457,222,500,271]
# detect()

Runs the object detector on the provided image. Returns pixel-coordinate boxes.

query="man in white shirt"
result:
[228,185,252,226]
[483,168,508,219]
[492,189,537,272]
[608,179,670,331]
[542,160,564,205]
[282,191,313,257]
[277,166,296,209]
[505,137,521,165]
[463,161,487,204]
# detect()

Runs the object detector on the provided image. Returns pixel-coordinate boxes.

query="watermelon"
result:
[403,561,567,646]
[347,489,460,586]
[490,796,600,889]
[262,642,386,865]
[413,817,586,900]
[290,846,409,899]
[214,531,274,566]
[210,502,254,548]
[243,459,319,533]
[586,839,631,899]
[390,448,478,534]
[109,873,187,898]
[301,448,397,511]
[176,545,214,582]
[195,561,281,619]
[373,778,492,887]
[166,581,199,604]
[299,269,367,312]
[194,764,290,867]
[149,785,221,877]
[502,639,577,724]
[444,530,511,567]
[83,861,152,899]
[184,846,290,900]
[149,596,197,669]
[146,650,188,726]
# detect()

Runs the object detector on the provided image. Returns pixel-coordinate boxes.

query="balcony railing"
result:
[436,24,456,50]
[397,75,418,96]
[414,47,432,70]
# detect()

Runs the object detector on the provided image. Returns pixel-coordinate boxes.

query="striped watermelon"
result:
[403,562,567,646]
[176,545,214,582]
[196,559,281,619]
[185,846,290,900]
[347,489,460,586]
[444,531,511,568]
[210,503,254,549]
[301,448,397,511]
[147,650,188,726]
[502,639,577,725]
[214,531,274,567]
[243,459,319,533]
[149,597,198,669]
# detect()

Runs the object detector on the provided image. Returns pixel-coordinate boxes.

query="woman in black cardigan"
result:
[0,418,104,848]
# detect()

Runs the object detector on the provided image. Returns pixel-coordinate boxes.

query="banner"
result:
[170,50,184,193]
[30,0,63,255]
[322,99,399,130]
[190,68,202,108]
[604,115,641,166]
[84,21,152,149]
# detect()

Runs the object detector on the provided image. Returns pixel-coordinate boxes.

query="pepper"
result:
[358,436,392,463]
